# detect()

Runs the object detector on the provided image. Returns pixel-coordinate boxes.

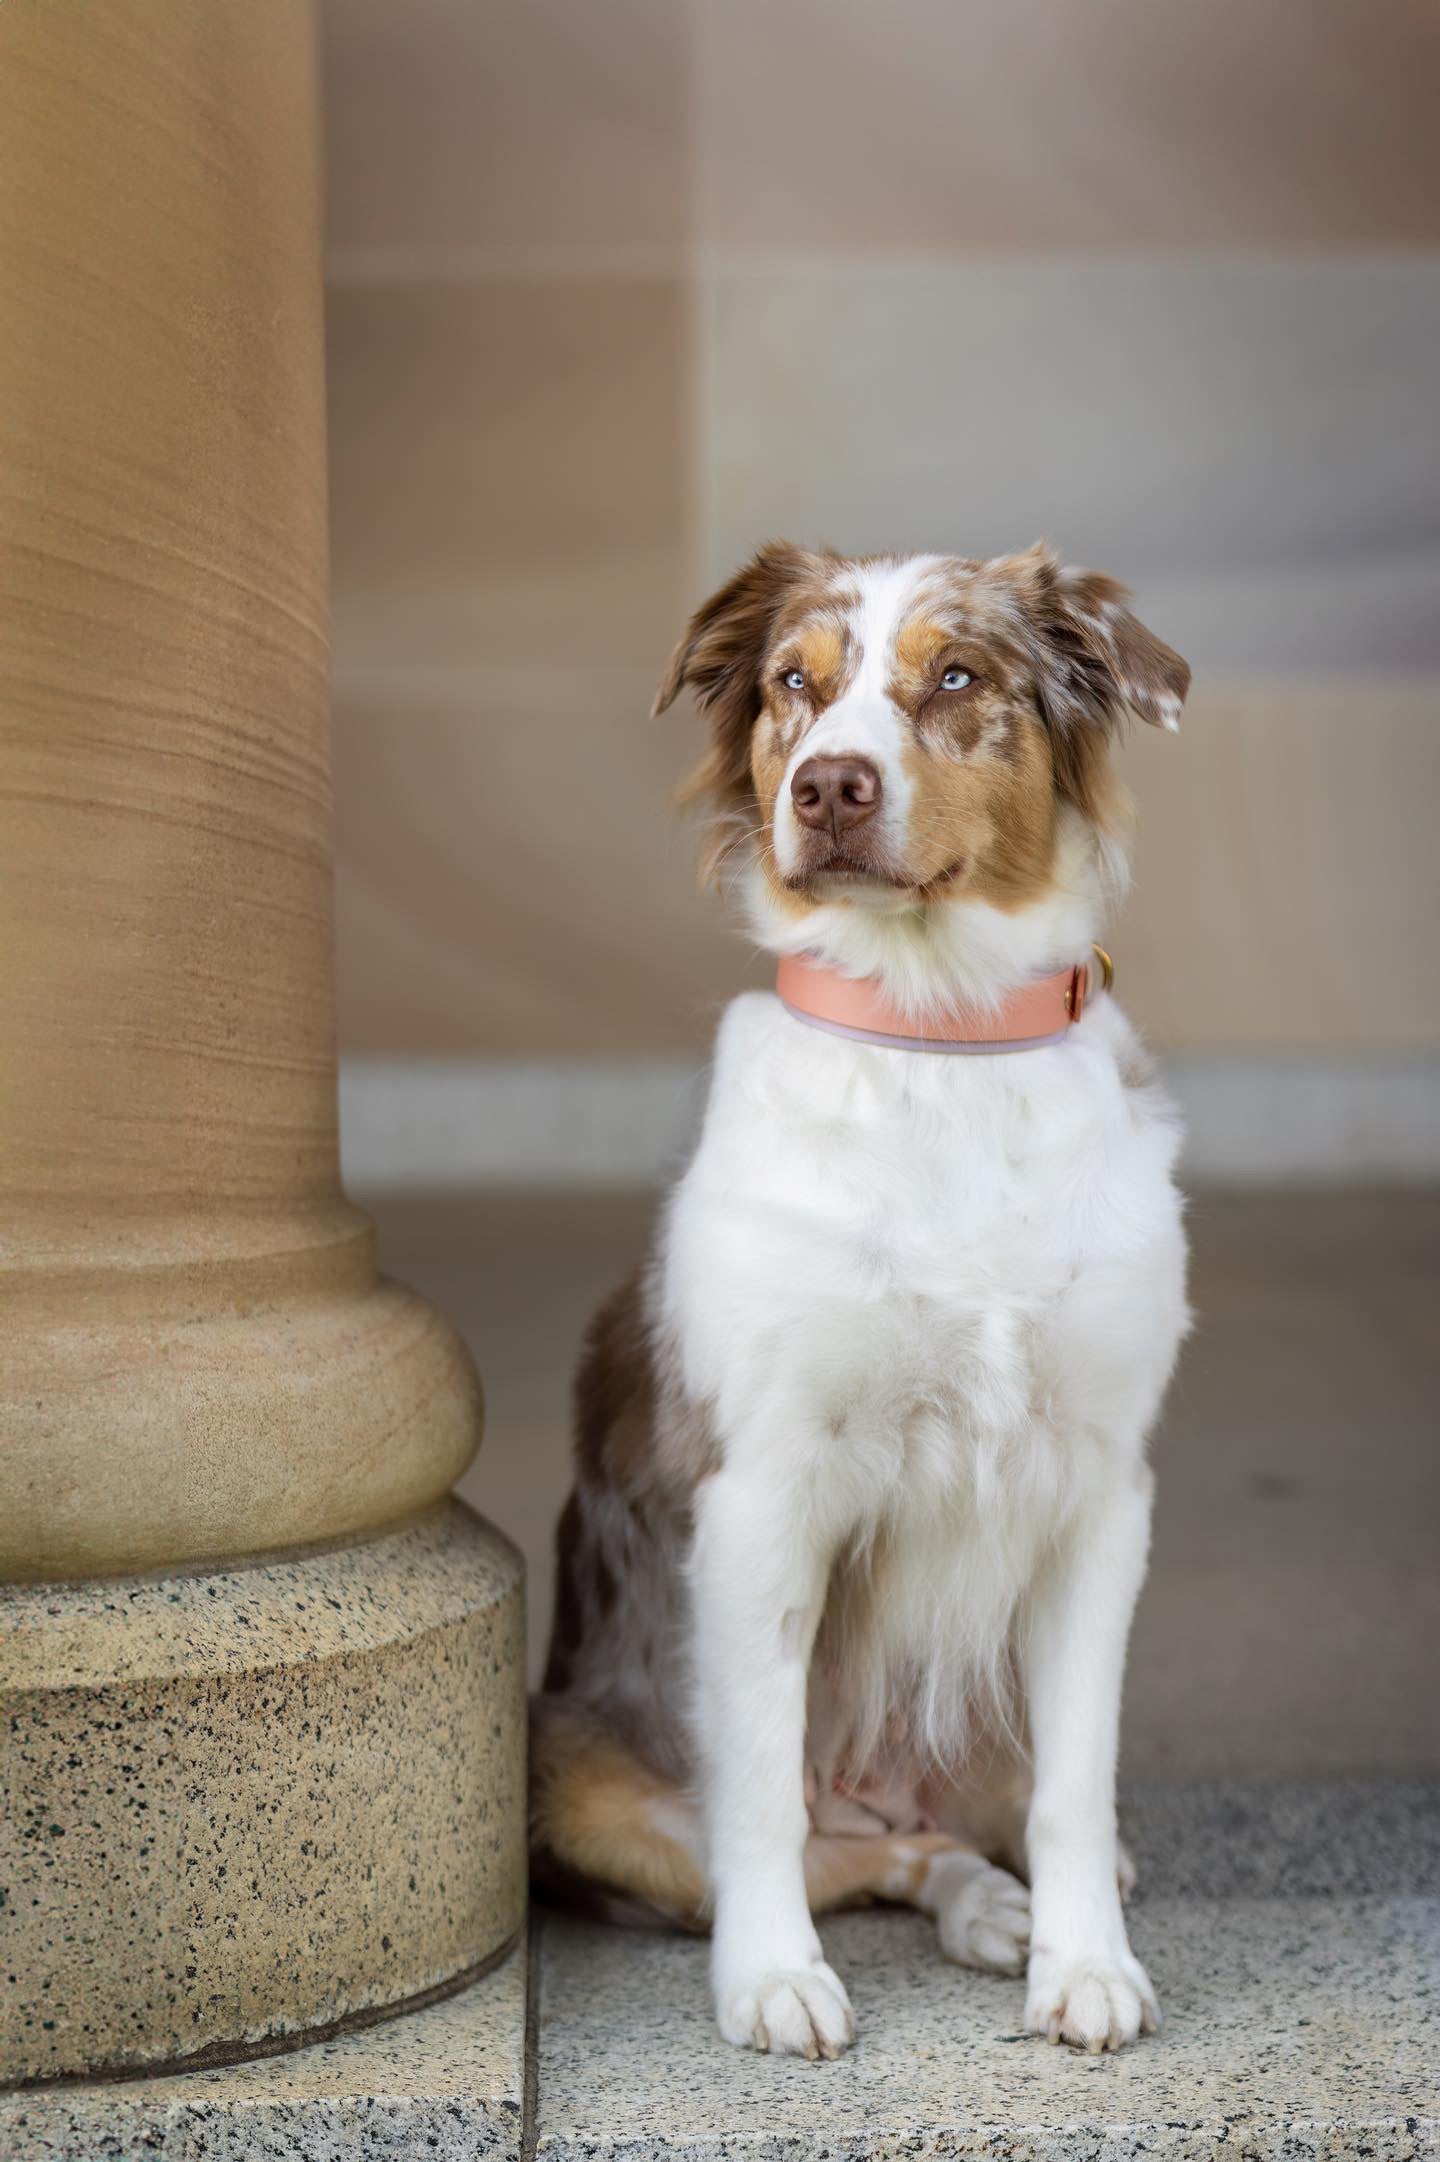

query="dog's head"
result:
[655,543,1188,915]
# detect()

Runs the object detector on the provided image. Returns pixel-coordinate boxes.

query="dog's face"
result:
[655,543,1189,912]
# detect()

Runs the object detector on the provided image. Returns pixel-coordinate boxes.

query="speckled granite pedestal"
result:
[0,1939,528,2162]
[3,1505,526,2085]
[7,1782,1435,2161]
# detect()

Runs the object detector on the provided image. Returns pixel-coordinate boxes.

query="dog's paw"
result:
[1025,1945,1159,2054]
[715,1961,856,2060]
[928,1853,1031,1975]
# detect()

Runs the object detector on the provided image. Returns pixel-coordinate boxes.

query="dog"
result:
[530,541,1191,2062]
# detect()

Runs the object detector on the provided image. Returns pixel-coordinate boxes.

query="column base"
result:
[2,1502,526,2087]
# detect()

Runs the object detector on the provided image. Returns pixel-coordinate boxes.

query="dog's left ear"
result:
[654,540,818,808]
[1007,542,1191,737]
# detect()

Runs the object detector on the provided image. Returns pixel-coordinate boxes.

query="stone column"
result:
[0,3,525,2085]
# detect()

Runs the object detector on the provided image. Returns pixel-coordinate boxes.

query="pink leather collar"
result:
[776,948,1108,1054]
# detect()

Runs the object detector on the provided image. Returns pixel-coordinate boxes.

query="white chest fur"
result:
[661,987,1189,1760]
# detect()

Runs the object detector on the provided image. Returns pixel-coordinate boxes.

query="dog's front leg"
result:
[691,1467,855,2060]
[1022,1465,1159,2054]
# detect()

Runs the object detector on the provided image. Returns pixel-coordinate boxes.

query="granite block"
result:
[532,1781,1440,2162]
[2,1503,526,2083]
[0,1937,526,2162]
[8,1784,1435,2160]
[1120,1776,1440,1900]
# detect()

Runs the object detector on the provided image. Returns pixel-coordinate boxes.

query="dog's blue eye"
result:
[783,669,806,691]
[942,668,973,692]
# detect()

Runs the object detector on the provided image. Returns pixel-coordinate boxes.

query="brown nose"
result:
[790,755,883,834]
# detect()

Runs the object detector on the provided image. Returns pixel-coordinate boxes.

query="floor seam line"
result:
[521,1906,542,2162]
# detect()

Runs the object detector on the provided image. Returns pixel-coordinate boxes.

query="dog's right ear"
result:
[653,541,815,809]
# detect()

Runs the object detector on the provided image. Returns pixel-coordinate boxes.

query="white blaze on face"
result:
[771,555,942,881]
